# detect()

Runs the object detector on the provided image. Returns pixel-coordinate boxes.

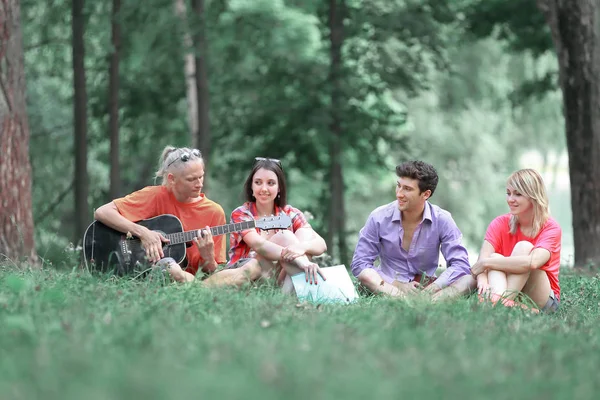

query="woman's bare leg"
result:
[273,228,322,284]
[503,241,535,300]
[487,253,508,298]
[521,269,553,308]
[204,230,305,288]
[205,230,321,291]
[262,230,310,277]
[251,230,310,294]
[202,259,262,287]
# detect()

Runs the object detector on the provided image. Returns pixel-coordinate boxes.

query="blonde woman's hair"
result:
[507,168,549,237]
[154,146,203,185]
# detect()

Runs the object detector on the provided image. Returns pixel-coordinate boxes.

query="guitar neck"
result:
[165,220,257,245]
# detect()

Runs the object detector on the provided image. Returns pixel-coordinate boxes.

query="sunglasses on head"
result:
[167,149,201,169]
[254,157,281,166]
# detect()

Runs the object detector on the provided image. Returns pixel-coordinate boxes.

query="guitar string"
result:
[122,222,259,247]
[121,227,236,252]
[121,220,279,255]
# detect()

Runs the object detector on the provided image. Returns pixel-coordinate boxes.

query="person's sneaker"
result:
[154,257,177,272]
[147,257,177,282]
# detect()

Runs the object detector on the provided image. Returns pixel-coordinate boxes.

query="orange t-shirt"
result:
[113,186,226,275]
[484,214,562,300]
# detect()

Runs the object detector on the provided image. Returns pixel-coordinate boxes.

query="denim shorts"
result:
[541,291,560,313]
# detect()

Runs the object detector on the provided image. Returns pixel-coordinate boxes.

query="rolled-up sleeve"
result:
[435,216,471,288]
[351,214,381,277]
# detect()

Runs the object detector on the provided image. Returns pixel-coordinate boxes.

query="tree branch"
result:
[34,179,75,224]
[24,38,70,51]
[30,123,71,138]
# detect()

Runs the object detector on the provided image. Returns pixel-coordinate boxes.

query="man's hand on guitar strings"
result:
[140,228,170,263]
[193,226,215,260]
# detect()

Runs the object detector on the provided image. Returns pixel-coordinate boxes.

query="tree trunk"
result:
[174,0,199,146]
[108,0,121,199]
[0,0,38,264]
[191,0,211,191]
[328,0,347,266]
[538,0,600,266]
[72,0,89,244]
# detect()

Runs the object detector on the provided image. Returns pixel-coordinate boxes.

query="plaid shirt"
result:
[228,202,309,265]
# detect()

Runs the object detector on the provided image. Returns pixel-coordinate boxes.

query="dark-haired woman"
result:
[204,158,327,290]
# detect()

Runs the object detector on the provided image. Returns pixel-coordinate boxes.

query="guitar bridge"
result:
[120,240,132,267]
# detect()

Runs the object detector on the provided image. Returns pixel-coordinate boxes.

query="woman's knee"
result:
[511,241,534,256]
[269,229,298,246]
[488,269,506,279]
[488,269,508,293]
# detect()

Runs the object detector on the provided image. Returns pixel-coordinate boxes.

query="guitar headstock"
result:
[255,215,292,230]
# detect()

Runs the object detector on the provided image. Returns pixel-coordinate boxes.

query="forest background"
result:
[6,3,600,397]
[3,0,591,270]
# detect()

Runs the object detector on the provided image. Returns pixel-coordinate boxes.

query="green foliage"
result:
[464,0,552,56]
[407,96,510,247]
[21,0,569,265]
[0,268,599,398]
[338,36,568,252]
[35,229,82,271]
[347,0,459,93]
[462,0,557,101]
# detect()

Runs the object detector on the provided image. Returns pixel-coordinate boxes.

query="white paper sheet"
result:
[291,265,359,304]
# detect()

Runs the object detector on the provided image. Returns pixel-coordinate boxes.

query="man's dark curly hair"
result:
[395,160,439,196]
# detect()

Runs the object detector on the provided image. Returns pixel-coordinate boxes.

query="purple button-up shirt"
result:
[351,201,470,288]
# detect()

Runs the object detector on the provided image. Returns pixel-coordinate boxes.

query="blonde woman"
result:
[470,169,561,312]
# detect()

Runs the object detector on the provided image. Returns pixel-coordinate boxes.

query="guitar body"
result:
[83,214,186,275]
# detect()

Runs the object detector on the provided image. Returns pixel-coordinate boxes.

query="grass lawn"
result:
[0,266,599,400]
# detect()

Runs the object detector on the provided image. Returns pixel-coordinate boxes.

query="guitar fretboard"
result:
[165,220,256,245]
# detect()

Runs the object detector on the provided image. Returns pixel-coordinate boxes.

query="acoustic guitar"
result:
[82,214,291,275]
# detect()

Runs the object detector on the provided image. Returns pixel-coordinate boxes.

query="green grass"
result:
[0,266,599,400]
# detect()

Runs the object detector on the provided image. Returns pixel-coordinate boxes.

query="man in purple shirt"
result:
[351,161,475,300]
